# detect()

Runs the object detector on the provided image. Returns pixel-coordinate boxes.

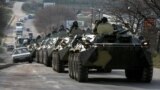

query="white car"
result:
[12,47,33,63]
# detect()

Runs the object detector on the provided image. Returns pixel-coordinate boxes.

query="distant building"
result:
[43,2,55,8]
[43,0,55,8]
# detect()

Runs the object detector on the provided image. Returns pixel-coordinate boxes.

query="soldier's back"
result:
[97,23,114,35]
[70,28,84,36]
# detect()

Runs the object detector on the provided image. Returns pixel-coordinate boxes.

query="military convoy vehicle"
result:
[31,24,153,83]
[68,30,153,83]
[42,34,59,67]
[34,36,43,63]
[51,31,75,72]
[27,39,36,58]
[37,36,57,64]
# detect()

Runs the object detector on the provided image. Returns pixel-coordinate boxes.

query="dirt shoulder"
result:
[153,53,160,68]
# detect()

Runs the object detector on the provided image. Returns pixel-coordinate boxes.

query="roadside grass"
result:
[153,52,160,68]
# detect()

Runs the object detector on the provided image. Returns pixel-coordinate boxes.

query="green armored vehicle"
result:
[37,33,58,64]
[42,33,59,66]
[34,35,44,63]
[27,39,36,59]
[68,30,153,83]
[51,31,74,72]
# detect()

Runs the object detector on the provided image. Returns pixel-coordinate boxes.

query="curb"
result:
[0,63,14,70]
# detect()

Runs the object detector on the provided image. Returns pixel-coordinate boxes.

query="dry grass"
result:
[153,53,160,68]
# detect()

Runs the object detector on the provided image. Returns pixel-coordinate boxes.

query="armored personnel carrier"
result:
[27,39,36,59]
[34,35,43,63]
[42,33,59,66]
[68,30,153,83]
[51,31,73,72]
[38,33,58,64]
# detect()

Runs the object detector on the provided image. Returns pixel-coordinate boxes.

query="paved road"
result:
[3,1,39,45]
[0,63,160,90]
[3,2,25,45]
[12,2,25,17]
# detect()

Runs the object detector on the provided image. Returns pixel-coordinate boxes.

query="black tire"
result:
[75,53,79,80]
[68,53,71,78]
[73,54,76,79]
[68,53,74,79]
[35,50,39,63]
[39,50,43,64]
[39,50,42,63]
[52,53,56,71]
[28,58,33,63]
[141,65,153,83]
[76,53,88,82]
[43,51,50,66]
[13,59,18,63]
[54,52,64,73]
[125,65,153,83]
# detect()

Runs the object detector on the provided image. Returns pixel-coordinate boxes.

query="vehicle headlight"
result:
[141,41,150,48]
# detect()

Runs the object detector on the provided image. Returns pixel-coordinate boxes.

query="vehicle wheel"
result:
[35,51,39,63]
[52,53,56,71]
[39,50,42,63]
[13,59,18,63]
[141,65,153,82]
[43,51,50,66]
[75,53,79,80]
[76,53,88,82]
[73,54,76,79]
[54,52,64,73]
[40,50,44,64]
[68,53,74,79]
[28,58,33,63]
[125,65,153,83]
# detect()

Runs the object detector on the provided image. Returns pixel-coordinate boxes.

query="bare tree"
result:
[143,0,160,16]
[105,0,150,34]
[34,5,76,34]
[142,0,160,52]
[103,0,159,51]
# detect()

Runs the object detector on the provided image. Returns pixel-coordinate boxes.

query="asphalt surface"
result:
[0,63,160,90]
[12,2,25,19]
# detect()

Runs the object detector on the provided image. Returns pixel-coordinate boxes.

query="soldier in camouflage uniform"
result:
[96,17,114,36]
[69,21,84,36]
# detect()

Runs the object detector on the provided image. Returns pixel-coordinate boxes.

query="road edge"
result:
[0,63,14,70]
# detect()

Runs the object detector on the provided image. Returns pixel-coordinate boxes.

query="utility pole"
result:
[90,1,94,29]
[157,31,160,52]
[98,9,101,20]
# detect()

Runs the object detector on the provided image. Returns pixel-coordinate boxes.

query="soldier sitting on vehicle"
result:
[69,21,84,36]
[96,17,114,36]
[59,25,66,32]
[69,21,85,47]
[93,20,101,34]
